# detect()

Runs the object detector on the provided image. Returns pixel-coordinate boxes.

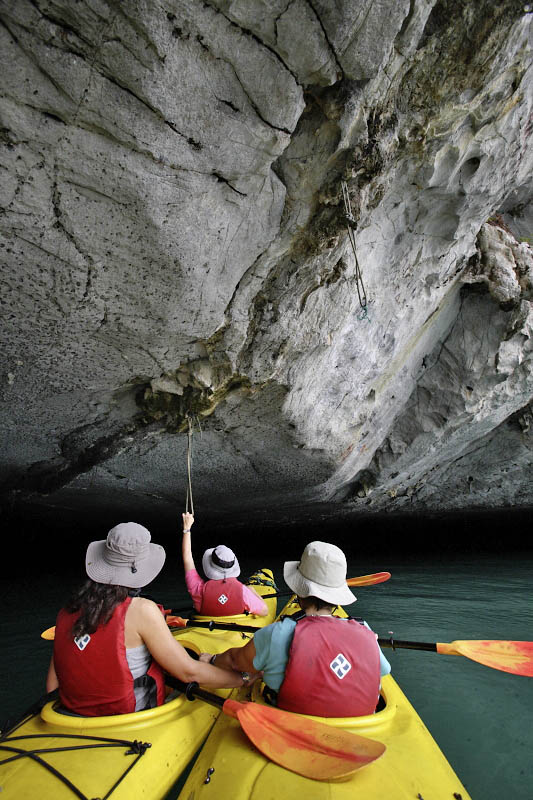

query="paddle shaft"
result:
[169,571,390,613]
[41,616,263,641]
[165,676,225,708]
[169,629,440,649]
[169,618,261,634]
[378,637,437,653]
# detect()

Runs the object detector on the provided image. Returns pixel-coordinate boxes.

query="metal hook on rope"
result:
[341,180,368,314]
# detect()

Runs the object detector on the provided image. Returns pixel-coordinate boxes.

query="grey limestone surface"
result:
[1,0,533,526]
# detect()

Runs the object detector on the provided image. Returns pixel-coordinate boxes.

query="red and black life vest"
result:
[199,578,246,616]
[53,597,166,716]
[277,615,380,718]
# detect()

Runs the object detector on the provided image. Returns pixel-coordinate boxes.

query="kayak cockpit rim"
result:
[250,676,395,731]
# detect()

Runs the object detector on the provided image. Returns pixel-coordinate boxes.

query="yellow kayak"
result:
[0,569,277,800]
[177,596,472,800]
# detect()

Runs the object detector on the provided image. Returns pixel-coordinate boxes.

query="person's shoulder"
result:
[276,614,299,628]
[268,616,297,637]
[255,615,296,643]
[130,596,163,619]
[279,615,297,627]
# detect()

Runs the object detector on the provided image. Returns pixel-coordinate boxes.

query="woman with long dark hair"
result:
[47,521,252,716]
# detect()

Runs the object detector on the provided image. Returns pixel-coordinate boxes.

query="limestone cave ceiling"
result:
[1,0,533,527]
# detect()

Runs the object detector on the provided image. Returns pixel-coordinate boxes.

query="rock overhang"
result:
[1,0,533,530]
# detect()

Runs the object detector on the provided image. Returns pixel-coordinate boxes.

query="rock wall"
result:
[1,0,533,523]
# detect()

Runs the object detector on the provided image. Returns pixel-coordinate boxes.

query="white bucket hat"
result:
[283,541,356,606]
[202,545,240,580]
[86,522,166,589]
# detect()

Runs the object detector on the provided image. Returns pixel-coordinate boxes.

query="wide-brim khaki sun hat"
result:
[283,540,357,606]
[202,545,240,580]
[86,522,166,589]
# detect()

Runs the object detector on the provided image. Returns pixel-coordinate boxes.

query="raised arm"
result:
[181,511,195,573]
[244,585,269,617]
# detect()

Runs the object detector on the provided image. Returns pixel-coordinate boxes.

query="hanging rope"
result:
[341,180,368,315]
[185,415,202,515]
[185,416,194,516]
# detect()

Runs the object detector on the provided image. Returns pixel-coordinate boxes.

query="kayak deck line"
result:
[0,731,151,800]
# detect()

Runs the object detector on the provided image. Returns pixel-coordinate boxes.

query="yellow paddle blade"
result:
[41,626,56,640]
[222,699,385,781]
[437,640,533,676]
[347,572,391,587]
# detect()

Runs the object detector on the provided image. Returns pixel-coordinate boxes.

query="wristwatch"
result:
[240,671,251,686]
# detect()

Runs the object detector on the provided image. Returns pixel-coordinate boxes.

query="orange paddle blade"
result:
[222,699,385,780]
[41,626,56,640]
[347,572,390,587]
[165,615,188,627]
[437,640,533,676]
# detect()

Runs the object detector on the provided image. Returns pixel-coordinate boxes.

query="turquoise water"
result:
[2,549,532,799]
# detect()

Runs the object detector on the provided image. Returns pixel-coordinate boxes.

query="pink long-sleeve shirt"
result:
[185,569,268,615]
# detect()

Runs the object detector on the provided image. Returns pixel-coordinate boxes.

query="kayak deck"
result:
[177,597,472,800]
[1,692,218,800]
[0,569,277,800]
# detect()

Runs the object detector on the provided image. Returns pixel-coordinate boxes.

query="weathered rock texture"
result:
[1,0,533,525]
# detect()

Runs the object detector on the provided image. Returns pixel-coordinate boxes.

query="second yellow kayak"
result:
[177,595,472,800]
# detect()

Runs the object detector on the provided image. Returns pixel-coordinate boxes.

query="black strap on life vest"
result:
[279,609,306,622]
[132,674,158,710]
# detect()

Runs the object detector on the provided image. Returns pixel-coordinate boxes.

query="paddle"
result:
[378,637,533,677]
[166,616,261,632]
[165,677,385,780]
[41,621,533,677]
[167,571,392,615]
[40,572,391,640]
[40,605,174,641]
[259,571,392,600]
[42,616,275,639]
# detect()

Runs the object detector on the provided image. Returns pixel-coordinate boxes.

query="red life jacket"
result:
[200,578,246,616]
[53,597,166,716]
[277,616,380,718]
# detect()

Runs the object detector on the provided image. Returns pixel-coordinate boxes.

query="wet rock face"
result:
[1,0,533,524]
